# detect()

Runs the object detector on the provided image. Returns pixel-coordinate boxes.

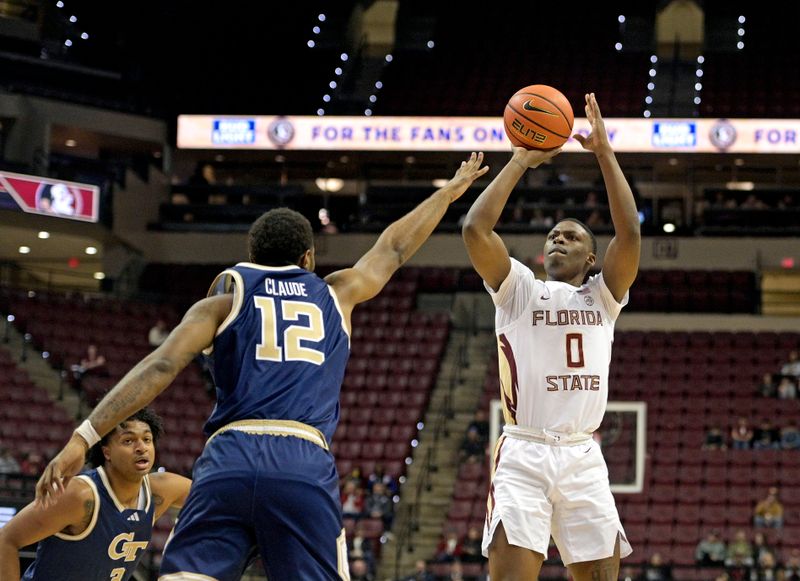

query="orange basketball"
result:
[503,84,574,150]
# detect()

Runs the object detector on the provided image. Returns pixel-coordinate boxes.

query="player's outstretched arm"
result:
[149,472,192,521]
[326,152,489,317]
[36,295,232,507]
[462,146,562,290]
[0,479,94,580]
[574,92,640,301]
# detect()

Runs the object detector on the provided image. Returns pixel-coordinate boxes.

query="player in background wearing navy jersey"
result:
[0,409,190,581]
[35,153,489,581]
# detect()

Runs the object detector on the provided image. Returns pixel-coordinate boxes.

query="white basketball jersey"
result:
[486,258,628,434]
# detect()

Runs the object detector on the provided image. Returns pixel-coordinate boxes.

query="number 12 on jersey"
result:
[254,297,326,365]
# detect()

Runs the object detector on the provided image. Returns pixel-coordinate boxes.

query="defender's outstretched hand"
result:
[573,92,611,154]
[444,152,490,202]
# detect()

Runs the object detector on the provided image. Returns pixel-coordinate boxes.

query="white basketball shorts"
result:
[481,434,633,565]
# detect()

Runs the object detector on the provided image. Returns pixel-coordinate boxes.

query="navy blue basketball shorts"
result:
[158,420,349,581]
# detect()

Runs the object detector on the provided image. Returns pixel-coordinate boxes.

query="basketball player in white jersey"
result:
[462,93,640,581]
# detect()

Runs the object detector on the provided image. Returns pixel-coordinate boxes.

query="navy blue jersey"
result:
[23,467,154,581]
[204,263,350,443]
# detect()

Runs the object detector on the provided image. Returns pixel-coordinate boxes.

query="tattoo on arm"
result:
[64,499,94,535]
[153,494,164,506]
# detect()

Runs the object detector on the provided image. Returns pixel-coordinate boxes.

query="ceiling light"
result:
[85,246,98,255]
[93,272,105,280]
[18,246,30,254]
[38,231,50,239]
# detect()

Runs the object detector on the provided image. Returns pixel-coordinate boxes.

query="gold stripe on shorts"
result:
[206,419,329,451]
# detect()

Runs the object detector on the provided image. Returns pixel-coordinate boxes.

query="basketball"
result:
[503,84,574,150]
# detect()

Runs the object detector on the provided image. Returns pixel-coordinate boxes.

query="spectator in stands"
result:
[703,427,727,450]
[783,549,800,580]
[510,201,526,224]
[584,191,600,208]
[344,465,366,487]
[641,552,672,581]
[71,344,107,388]
[446,560,466,580]
[755,488,784,528]
[188,162,217,186]
[460,526,485,564]
[348,523,375,574]
[367,463,398,494]
[711,192,728,208]
[466,409,490,446]
[434,530,463,563]
[752,532,773,565]
[781,351,800,379]
[778,195,795,210]
[350,557,374,581]
[459,427,485,464]
[341,480,365,519]
[621,566,636,581]
[401,560,435,581]
[777,377,798,400]
[364,482,394,530]
[726,530,754,567]
[755,551,778,581]
[18,452,44,476]
[148,319,170,347]
[0,446,20,474]
[759,373,777,398]
[696,531,727,565]
[585,209,607,228]
[529,208,553,229]
[753,419,780,450]
[731,418,754,450]
[781,422,800,450]
[741,195,768,210]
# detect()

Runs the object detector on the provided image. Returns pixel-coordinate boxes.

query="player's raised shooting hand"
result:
[36,434,88,508]
[572,93,612,155]
[510,145,563,169]
[443,152,490,202]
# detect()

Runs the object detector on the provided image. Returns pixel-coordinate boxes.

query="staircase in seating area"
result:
[761,270,800,316]
[378,327,494,580]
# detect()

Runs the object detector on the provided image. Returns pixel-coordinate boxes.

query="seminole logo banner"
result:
[178,115,800,153]
[0,171,100,222]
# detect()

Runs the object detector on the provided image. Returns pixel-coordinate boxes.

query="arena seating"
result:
[140,263,759,315]
[443,330,800,578]
[701,6,800,119]
[0,346,74,498]
[376,4,649,118]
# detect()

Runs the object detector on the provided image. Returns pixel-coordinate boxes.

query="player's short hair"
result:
[248,208,314,266]
[560,218,597,254]
[87,408,164,468]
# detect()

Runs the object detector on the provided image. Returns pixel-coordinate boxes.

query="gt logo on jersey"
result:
[108,532,149,562]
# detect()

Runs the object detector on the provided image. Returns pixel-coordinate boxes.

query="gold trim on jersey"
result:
[203,268,245,356]
[337,528,351,580]
[497,336,518,426]
[485,434,507,529]
[55,475,100,541]
[326,284,351,342]
[206,419,329,451]
[158,573,220,581]
[235,262,302,272]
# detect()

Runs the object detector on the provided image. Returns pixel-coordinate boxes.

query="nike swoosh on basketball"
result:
[523,100,558,116]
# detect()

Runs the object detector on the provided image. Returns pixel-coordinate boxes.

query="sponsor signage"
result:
[178,115,800,153]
